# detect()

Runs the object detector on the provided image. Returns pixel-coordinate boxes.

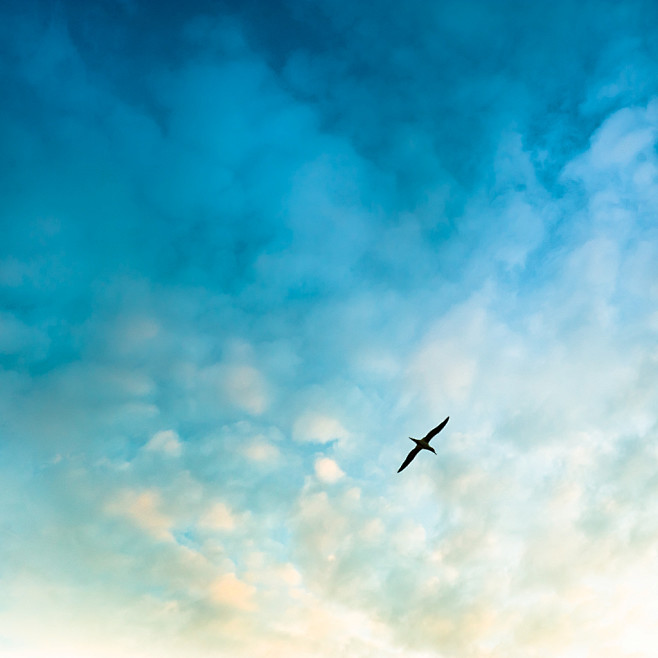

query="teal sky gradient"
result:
[2,1,658,656]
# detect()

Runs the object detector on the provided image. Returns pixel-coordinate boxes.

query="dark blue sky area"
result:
[8,0,658,197]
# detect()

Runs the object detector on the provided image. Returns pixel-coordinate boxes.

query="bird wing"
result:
[422,416,450,443]
[397,445,421,473]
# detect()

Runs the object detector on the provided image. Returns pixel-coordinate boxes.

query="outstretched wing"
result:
[397,446,421,473]
[422,416,450,444]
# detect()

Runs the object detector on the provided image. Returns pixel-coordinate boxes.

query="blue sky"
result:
[2,1,658,656]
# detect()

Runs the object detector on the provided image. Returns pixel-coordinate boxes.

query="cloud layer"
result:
[2,1,658,656]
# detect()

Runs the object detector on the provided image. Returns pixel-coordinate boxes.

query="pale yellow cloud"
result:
[276,563,302,588]
[105,489,174,542]
[210,573,257,611]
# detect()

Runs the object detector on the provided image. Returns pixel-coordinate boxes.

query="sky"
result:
[1,0,658,656]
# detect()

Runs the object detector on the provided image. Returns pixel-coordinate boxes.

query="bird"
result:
[397,416,449,473]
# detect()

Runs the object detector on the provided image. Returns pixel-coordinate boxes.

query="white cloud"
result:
[586,105,657,169]
[217,364,270,415]
[406,292,488,408]
[105,489,174,542]
[392,521,426,557]
[243,440,280,462]
[293,413,349,444]
[360,518,385,543]
[144,430,182,457]
[314,457,345,483]
[199,501,236,532]
[276,563,302,588]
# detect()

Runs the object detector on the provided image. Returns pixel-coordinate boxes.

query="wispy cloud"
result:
[2,0,658,656]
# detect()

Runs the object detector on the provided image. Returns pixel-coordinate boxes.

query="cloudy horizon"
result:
[2,1,658,656]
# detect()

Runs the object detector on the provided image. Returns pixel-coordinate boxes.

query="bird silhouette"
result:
[397,416,449,473]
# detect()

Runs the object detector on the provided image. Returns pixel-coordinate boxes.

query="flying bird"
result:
[397,416,449,473]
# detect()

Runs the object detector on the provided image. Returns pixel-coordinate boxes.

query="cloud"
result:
[293,413,350,444]
[218,364,270,415]
[145,430,183,457]
[2,1,658,657]
[106,489,175,542]
[199,501,237,532]
[210,572,257,611]
[314,457,345,484]
[243,440,280,463]
[280,89,658,657]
